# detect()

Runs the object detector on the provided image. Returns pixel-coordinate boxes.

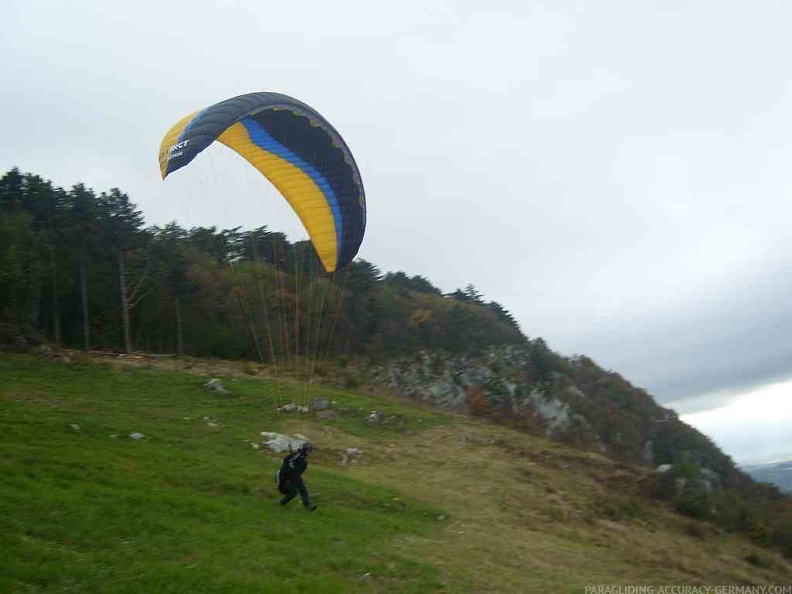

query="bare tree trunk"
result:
[50,249,60,347]
[175,297,183,356]
[118,250,132,354]
[80,253,90,351]
[118,250,148,355]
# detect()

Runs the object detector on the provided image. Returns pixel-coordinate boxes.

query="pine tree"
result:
[65,184,100,351]
[99,189,147,353]
[22,174,67,345]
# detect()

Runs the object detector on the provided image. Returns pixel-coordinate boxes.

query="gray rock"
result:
[203,378,230,395]
[564,385,587,400]
[643,440,654,466]
[259,431,309,453]
[526,388,571,435]
[311,398,330,410]
[699,467,722,490]
[360,346,598,444]
[130,432,145,440]
[341,447,361,465]
[278,402,308,413]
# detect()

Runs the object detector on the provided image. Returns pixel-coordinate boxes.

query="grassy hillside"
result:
[1,353,790,592]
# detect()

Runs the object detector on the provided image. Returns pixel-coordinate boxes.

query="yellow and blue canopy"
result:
[159,92,366,272]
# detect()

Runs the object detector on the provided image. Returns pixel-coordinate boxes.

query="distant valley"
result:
[743,460,792,493]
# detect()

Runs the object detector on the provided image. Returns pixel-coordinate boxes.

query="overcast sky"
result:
[3,0,790,464]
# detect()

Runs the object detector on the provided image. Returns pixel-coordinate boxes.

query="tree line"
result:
[2,166,789,557]
[0,167,524,361]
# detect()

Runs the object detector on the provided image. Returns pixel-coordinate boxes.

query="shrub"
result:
[466,385,492,417]
[344,372,360,390]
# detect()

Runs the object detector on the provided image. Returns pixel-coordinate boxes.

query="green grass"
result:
[0,355,445,593]
[1,353,790,592]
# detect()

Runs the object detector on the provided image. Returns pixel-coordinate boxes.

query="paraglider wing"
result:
[158,92,366,272]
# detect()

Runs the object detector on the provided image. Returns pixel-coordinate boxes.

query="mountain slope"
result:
[1,353,789,592]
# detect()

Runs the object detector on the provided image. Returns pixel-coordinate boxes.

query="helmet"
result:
[300,443,315,455]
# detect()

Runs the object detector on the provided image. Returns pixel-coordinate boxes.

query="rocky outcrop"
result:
[363,347,594,440]
[354,344,736,493]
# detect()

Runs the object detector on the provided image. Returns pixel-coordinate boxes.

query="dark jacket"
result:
[279,451,308,484]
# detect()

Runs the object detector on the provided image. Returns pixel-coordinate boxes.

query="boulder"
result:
[278,402,309,413]
[203,378,230,395]
[342,447,362,465]
[311,398,330,410]
[259,431,309,453]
